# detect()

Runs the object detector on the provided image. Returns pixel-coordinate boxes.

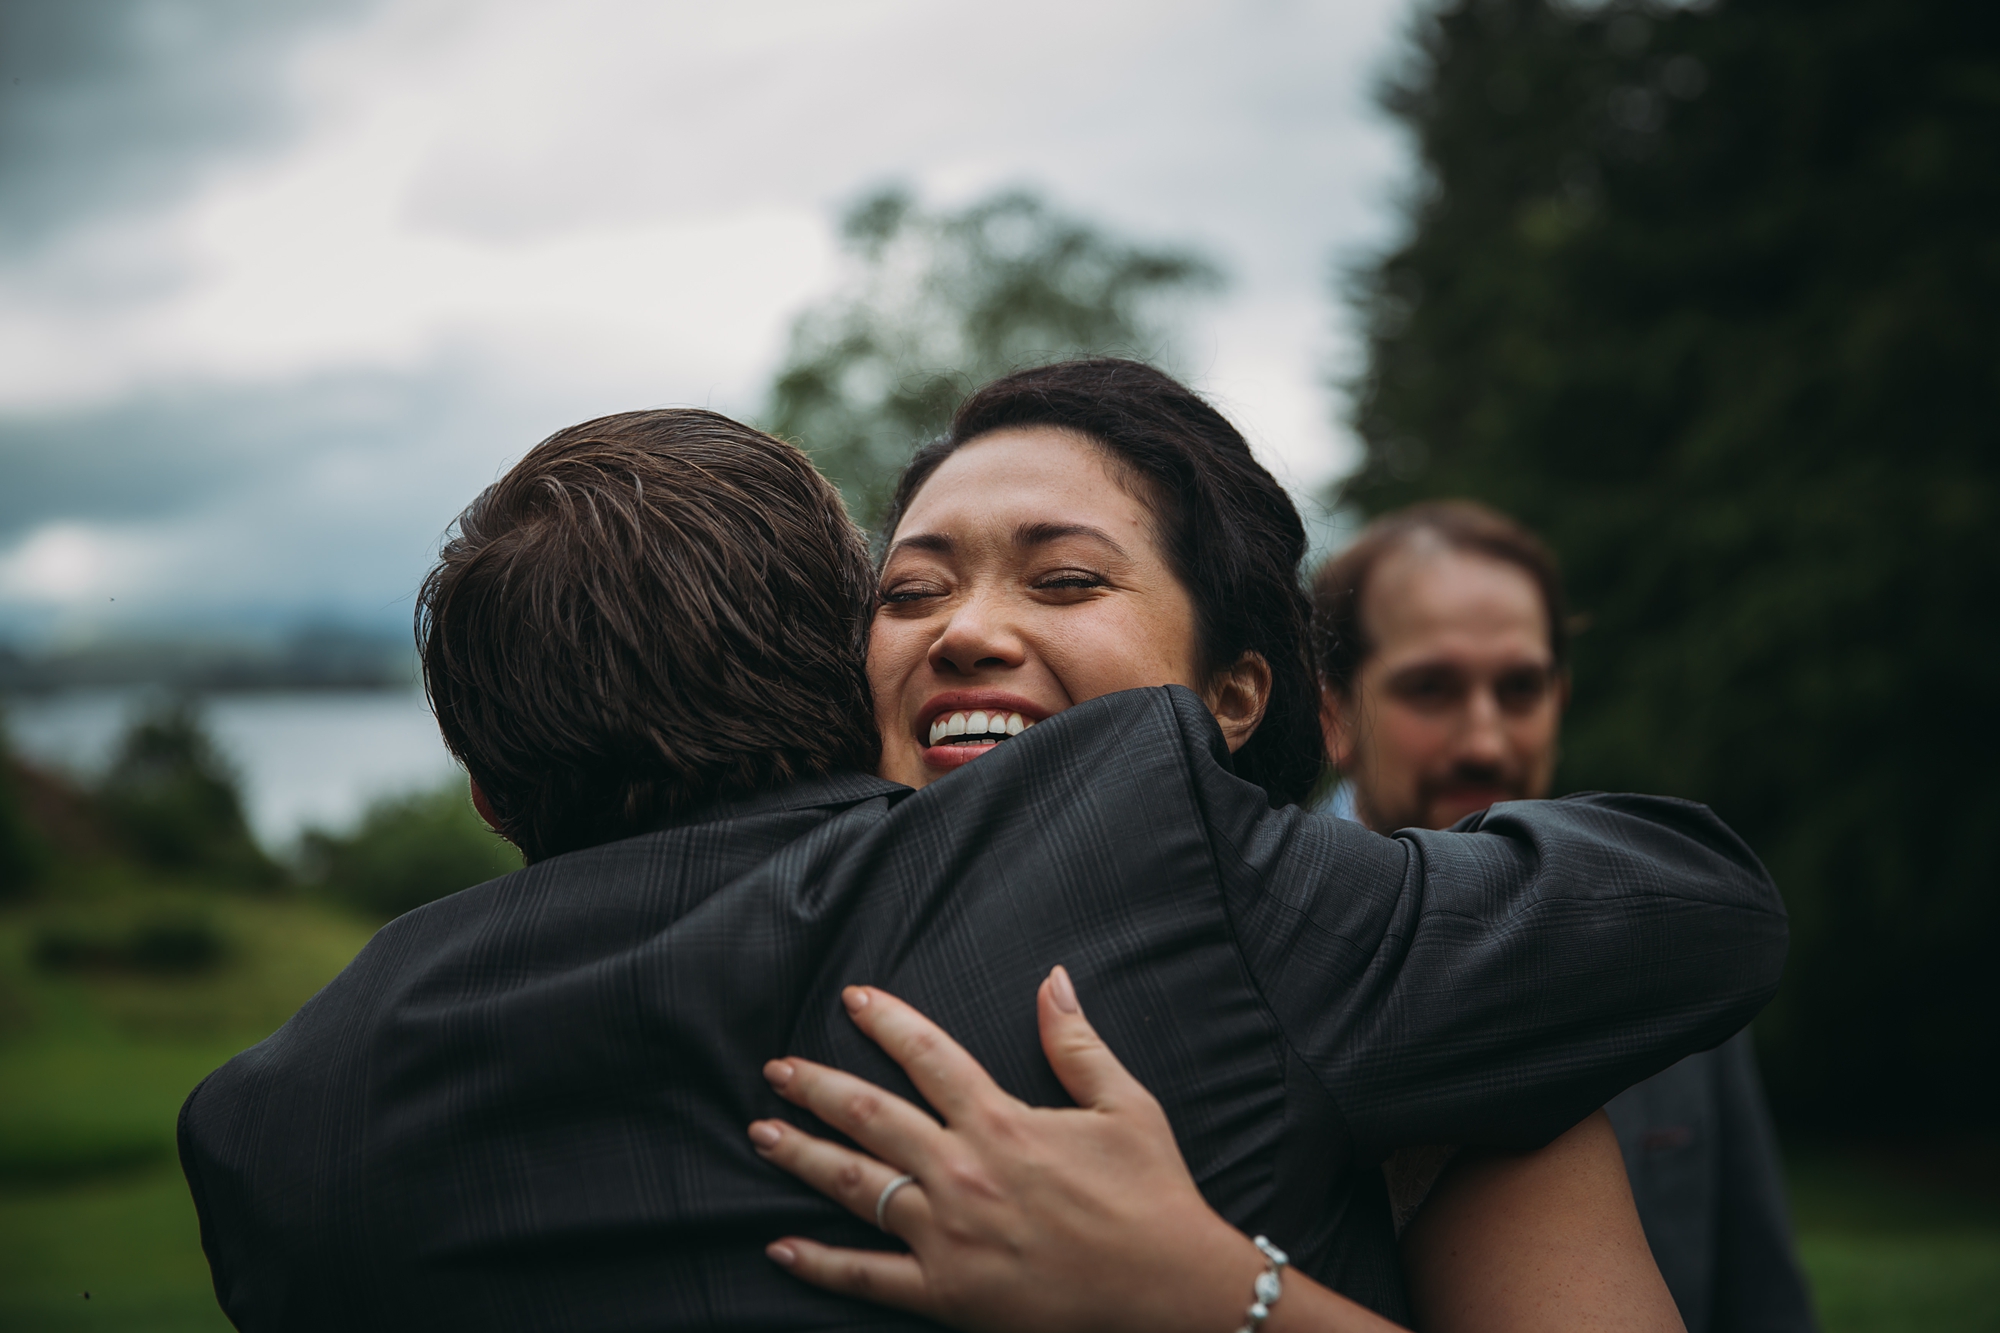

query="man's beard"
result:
[1414,761,1532,830]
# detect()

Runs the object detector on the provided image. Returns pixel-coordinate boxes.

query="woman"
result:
[756,359,1681,1331]
[868,358,1319,804]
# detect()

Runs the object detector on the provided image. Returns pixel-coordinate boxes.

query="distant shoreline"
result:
[0,629,416,695]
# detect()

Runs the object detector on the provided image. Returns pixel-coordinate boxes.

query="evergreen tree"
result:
[1343,0,2000,1128]
[763,186,1222,528]
[98,699,282,887]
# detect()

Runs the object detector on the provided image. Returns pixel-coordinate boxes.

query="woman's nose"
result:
[928,597,1026,676]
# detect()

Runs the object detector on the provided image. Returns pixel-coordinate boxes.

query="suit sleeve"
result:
[1165,689,1789,1154]
[1710,1033,1819,1333]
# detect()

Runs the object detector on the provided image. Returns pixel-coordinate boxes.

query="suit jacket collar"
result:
[651,769,908,833]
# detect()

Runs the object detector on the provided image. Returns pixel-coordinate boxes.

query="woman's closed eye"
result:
[1031,569,1110,594]
[879,578,948,606]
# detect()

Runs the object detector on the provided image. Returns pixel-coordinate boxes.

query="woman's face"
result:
[869,426,1218,790]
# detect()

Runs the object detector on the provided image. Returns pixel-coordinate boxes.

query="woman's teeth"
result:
[927,710,1033,747]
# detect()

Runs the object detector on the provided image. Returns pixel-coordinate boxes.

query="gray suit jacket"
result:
[180,686,1788,1330]
[1608,1030,1818,1333]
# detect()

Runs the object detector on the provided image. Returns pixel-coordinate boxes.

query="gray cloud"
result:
[0,351,704,640]
[0,369,441,543]
[0,0,372,254]
[0,0,1407,647]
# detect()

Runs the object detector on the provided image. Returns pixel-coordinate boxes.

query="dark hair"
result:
[880,358,1323,807]
[1312,500,1571,695]
[418,409,879,863]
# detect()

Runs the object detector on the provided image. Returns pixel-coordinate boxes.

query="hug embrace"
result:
[178,360,1788,1332]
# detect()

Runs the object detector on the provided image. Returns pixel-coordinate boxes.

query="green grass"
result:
[0,880,376,1330]
[2,879,1997,1331]
[0,1168,231,1332]
[1790,1144,2000,1333]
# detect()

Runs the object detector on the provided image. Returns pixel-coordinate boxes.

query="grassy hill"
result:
[0,880,375,1331]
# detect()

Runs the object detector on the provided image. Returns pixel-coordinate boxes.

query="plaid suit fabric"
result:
[180,686,1786,1331]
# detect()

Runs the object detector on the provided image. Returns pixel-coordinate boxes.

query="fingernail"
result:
[1050,965,1079,1014]
[764,1060,795,1088]
[843,986,870,1012]
[767,1242,797,1267]
[748,1121,781,1148]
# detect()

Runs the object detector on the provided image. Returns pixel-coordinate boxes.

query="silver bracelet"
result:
[1232,1235,1288,1333]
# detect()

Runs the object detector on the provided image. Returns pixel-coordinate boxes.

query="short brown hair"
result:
[417,409,879,863]
[1311,500,1570,695]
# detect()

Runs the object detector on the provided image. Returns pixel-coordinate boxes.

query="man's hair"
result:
[1311,500,1571,695]
[418,409,880,863]
[881,358,1324,808]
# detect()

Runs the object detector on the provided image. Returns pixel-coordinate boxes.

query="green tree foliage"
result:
[299,781,520,921]
[763,185,1224,528]
[1343,0,1999,1129]
[0,718,50,898]
[96,701,281,887]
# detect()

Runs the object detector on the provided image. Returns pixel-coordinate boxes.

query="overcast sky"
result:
[0,0,1413,646]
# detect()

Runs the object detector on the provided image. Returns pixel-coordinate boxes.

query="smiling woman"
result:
[873,432,1218,782]
[868,358,1322,801]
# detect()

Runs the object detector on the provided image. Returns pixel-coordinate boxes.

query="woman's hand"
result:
[749,966,1347,1333]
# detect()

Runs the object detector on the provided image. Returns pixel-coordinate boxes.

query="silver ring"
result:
[874,1173,916,1232]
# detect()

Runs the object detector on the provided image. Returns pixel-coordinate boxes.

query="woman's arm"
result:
[751,969,1397,1333]
[750,968,1679,1333]
[1403,1115,1683,1333]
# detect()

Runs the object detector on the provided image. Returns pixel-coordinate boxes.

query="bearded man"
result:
[1315,500,1817,1333]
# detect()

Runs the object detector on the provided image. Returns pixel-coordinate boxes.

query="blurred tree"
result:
[1342,0,1999,1130]
[299,781,520,921]
[0,717,50,897]
[763,185,1224,528]
[97,700,282,887]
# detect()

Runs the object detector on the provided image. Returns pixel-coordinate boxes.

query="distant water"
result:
[3,688,461,851]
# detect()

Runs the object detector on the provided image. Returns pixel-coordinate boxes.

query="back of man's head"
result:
[418,409,880,863]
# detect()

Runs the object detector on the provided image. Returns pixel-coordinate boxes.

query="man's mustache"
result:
[1420,763,1530,808]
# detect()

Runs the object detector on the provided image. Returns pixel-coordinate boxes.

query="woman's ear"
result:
[1204,651,1273,753]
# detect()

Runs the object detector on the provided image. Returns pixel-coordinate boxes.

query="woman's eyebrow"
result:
[1014,521,1130,557]
[885,532,954,560]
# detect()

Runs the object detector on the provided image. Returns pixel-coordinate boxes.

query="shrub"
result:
[31,909,229,975]
[299,781,520,920]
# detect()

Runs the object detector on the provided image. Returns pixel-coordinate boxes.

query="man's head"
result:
[1312,501,1569,833]
[418,408,879,863]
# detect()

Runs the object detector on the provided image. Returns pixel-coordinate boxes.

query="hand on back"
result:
[750,970,1282,1333]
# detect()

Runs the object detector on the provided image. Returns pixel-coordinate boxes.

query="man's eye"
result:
[1391,672,1465,706]
[1496,671,1551,711]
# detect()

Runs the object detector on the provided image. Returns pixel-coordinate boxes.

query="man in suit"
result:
[180,410,1789,1331]
[1314,499,1816,1333]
